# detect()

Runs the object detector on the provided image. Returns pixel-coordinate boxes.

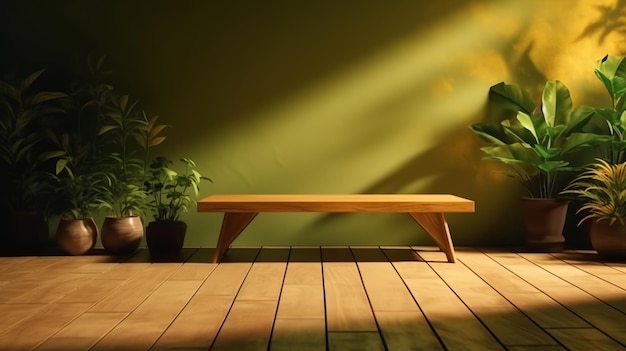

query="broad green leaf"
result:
[595,55,626,99]
[538,160,569,173]
[501,119,536,144]
[541,80,573,127]
[566,106,596,133]
[488,82,535,116]
[560,132,613,154]
[516,111,538,143]
[533,145,561,160]
[480,143,542,166]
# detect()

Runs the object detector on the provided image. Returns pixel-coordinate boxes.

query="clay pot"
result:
[590,220,626,260]
[101,216,143,255]
[520,198,569,252]
[146,220,187,256]
[56,217,98,255]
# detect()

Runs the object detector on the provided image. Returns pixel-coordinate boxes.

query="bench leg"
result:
[408,212,456,263]
[213,212,258,263]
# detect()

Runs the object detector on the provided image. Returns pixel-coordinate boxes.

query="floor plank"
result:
[272,247,326,351]
[322,247,379,333]
[91,280,202,351]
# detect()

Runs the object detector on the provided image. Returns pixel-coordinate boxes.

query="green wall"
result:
[1,0,623,247]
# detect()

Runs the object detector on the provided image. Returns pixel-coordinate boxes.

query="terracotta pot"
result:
[10,211,49,250]
[590,221,626,259]
[101,216,143,255]
[56,217,98,255]
[520,198,569,252]
[146,221,187,255]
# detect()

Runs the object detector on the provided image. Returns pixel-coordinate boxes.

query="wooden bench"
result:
[197,194,474,263]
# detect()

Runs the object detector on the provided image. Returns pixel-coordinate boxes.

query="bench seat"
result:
[197,194,474,263]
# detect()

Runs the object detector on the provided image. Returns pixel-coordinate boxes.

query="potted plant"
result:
[42,130,109,255]
[144,156,211,255]
[0,69,67,250]
[470,80,611,250]
[97,94,167,254]
[562,159,626,259]
[39,55,114,255]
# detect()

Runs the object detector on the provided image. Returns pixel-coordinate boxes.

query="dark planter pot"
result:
[10,211,49,251]
[590,221,626,260]
[520,198,569,252]
[56,217,98,255]
[101,216,143,255]
[146,221,187,256]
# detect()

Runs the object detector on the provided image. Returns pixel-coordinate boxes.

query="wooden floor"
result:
[1,246,626,351]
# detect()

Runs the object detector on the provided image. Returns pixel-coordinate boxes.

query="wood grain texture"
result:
[323,247,378,332]
[198,194,474,212]
[1,247,625,350]
[202,195,472,263]
[421,250,557,347]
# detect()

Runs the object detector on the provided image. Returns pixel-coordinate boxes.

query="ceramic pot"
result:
[520,198,569,252]
[146,220,187,255]
[590,220,626,259]
[56,217,98,255]
[101,216,143,254]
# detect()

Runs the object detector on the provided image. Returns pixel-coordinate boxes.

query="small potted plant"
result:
[562,159,626,259]
[144,156,211,255]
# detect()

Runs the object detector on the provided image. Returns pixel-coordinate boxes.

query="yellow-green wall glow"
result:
[1,0,624,247]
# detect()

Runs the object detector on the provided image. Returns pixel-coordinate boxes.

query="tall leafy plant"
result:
[591,54,626,164]
[97,94,167,217]
[470,80,611,198]
[41,56,114,219]
[0,70,67,212]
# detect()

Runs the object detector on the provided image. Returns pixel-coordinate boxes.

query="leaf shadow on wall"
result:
[576,0,626,54]
[309,120,527,247]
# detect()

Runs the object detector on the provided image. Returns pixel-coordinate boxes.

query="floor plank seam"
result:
[206,247,261,351]
[383,246,448,350]
[424,253,509,350]
[266,246,292,351]
[319,246,331,351]
[456,253,565,349]
[349,246,389,351]
[486,251,626,349]
[149,261,214,350]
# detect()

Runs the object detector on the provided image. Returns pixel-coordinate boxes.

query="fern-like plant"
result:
[562,159,626,225]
